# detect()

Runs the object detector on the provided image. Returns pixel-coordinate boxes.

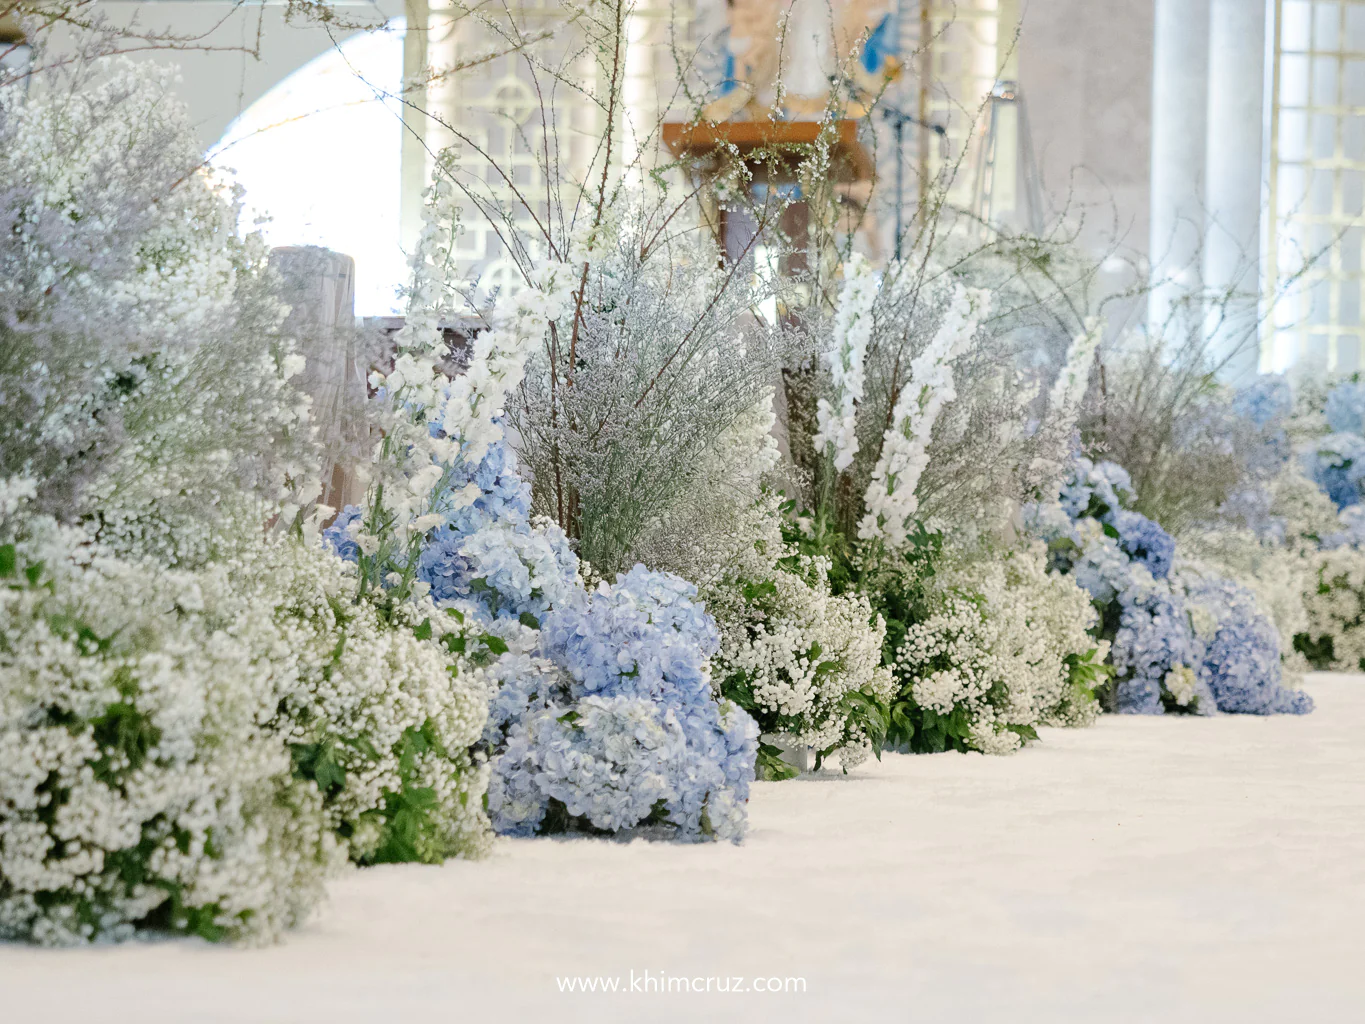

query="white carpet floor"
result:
[4,674,1361,1023]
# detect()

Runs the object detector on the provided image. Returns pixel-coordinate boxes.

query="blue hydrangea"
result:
[484,566,758,842]
[322,505,362,562]
[1109,509,1175,580]
[1235,374,1294,429]
[1183,573,1315,715]
[324,422,758,842]
[1324,378,1365,435]
[1058,458,1132,520]
[1034,456,1313,719]
[1305,433,1365,509]
[1111,582,1213,715]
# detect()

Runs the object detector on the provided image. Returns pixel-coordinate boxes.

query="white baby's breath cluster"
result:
[859,284,989,549]
[1300,544,1365,672]
[712,554,894,769]
[0,501,342,946]
[0,488,493,945]
[894,543,1103,754]
[251,540,493,864]
[813,254,878,472]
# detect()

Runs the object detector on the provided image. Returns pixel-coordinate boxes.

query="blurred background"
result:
[14,1,1358,377]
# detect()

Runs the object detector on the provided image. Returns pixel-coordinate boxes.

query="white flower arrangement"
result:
[0,501,342,946]
[0,486,494,945]
[1300,545,1365,672]
[892,542,1103,754]
[711,551,895,773]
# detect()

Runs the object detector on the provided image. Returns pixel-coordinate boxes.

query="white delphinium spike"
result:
[1049,316,1103,429]
[439,259,575,469]
[858,284,990,549]
[355,174,572,587]
[813,254,879,472]
[1031,316,1103,493]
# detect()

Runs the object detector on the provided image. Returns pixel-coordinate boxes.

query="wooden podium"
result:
[661,119,877,275]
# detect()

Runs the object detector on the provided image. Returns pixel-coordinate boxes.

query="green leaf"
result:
[0,544,15,578]
[24,561,44,586]
[519,611,541,629]
[756,743,800,781]
[413,618,433,641]
[479,633,509,655]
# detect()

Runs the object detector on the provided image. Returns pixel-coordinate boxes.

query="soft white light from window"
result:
[212,19,406,316]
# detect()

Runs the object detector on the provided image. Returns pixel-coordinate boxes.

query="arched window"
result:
[212,19,406,316]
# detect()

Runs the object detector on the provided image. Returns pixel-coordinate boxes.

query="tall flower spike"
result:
[813,254,879,472]
[1049,316,1103,421]
[858,283,990,549]
[1031,316,1103,495]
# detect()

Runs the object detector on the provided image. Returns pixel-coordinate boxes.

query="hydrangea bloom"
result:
[1305,433,1365,509]
[1110,576,1211,715]
[1110,509,1176,580]
[1235,374,1294,429]
[1324,378,1365,435]
[1180,569,1314,715]
[1032,456,1313,718]
[485,567,758,842]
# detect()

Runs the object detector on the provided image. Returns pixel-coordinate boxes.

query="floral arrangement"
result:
[0,493,340,945]
[888,542,1105,754]
[709,531,896,778]
[0,61,494,946]
[322,177,760,842]
[1028,457,1313,716]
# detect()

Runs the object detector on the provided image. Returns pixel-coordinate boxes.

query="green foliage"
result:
[886,701,974,754]
[1293,631,1338,670]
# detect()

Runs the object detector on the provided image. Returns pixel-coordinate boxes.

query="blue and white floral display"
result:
[1028,457,1314,717]
[326,427,759,842]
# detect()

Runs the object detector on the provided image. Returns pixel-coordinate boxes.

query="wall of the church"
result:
[95,1,401,149]
[1016,0,1157,289]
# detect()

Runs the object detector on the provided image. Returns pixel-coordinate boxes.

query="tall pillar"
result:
[1147,0,1210,347]
[1203,0,1268,382]
[400,0,430,255]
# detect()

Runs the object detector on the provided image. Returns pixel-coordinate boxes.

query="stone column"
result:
[270,247,370,514]
[1203,0,1269,382]
[400,0,431,255]
[1147,0,1210,347]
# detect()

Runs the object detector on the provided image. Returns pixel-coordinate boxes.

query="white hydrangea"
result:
[813,254,878,472]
